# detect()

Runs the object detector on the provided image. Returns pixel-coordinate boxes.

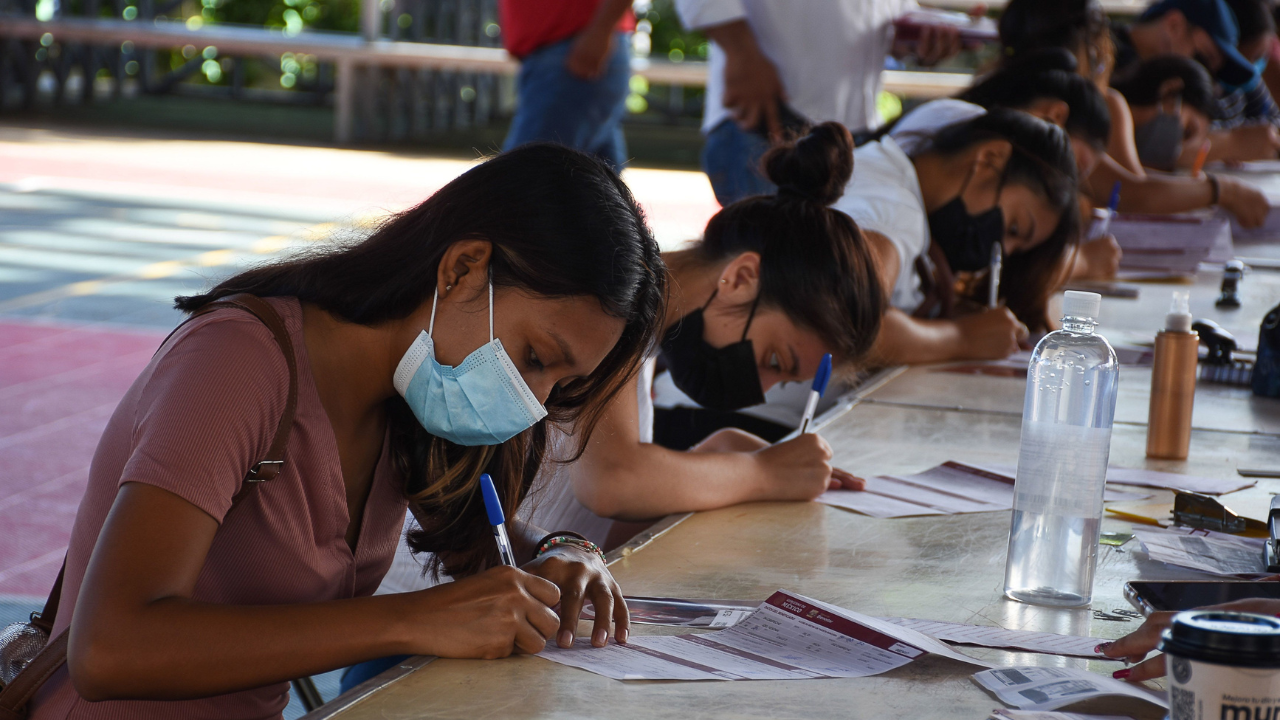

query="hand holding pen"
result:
[482,473,630,648]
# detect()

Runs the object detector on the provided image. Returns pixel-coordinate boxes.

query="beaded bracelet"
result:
[536,535,606,563]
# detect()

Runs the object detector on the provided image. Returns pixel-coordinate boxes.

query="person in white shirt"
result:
[675,0,964,205]
[835,102,1081,364]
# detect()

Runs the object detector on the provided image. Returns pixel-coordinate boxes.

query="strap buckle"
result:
[245,460,284,483]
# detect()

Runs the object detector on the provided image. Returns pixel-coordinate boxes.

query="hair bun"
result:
[762,122,855,206]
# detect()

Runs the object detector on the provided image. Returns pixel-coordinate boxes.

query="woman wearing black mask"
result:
[517,122,884,547]
[834,107,1079,364]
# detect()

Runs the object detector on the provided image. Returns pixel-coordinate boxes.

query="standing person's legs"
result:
[504,33,632,171]
[701,119,776,206]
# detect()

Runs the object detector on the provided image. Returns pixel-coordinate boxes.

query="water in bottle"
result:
[1004,291,1119,607]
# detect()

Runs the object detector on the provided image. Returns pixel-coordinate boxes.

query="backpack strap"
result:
[0,294,299,717]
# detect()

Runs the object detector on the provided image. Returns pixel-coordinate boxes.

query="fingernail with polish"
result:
[1113,668,1131,680]
[558,630,573,648]
[1095,642,1112,653]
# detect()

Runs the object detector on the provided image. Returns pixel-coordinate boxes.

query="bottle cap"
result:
[1166,290,1193,333]
[1062,290,1101,321]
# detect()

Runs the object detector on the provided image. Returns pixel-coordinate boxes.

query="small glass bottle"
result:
[1004,291,1119,607]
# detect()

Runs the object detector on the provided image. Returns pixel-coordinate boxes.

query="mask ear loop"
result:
[488,271,494,343]
[428,287,440,337]
[740,293,761,342]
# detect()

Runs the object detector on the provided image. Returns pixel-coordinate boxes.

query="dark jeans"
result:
[701,119,776,206]
[503,32,632,170]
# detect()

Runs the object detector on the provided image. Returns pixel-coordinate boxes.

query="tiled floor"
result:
[0,122,719,716]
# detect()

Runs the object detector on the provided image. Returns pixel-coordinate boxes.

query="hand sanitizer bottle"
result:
[1003,291,1119,607]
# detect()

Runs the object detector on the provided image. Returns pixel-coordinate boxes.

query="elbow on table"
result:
[571,463,639,520]
[68,630,135,701]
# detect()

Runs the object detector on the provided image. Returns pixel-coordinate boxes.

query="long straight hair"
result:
[926,109,1080,330]
[177,144,666,576]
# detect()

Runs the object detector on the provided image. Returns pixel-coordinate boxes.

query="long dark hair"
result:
[669,122,883,365]
[999,0,1113,85]
[177,144,666,577]
[1111,55,1217,117]
[927,109,1080,331]
[961,48,1112,150]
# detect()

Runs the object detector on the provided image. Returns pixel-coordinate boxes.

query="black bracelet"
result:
[1207,172,1221,205]
[534,530,589,553]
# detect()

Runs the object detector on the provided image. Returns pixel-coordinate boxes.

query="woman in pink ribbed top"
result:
[28,145,665,720]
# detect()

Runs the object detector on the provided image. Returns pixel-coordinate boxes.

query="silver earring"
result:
[446,284,452,291]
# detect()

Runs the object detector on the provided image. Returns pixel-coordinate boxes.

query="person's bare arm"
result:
[1087,154,1269,227]
[565,0,633,79]
[700,20,786,138]
[1206,125,1280,163]
[1105,89,1144,175]
[859,230,1026,365]
[70,483,564,701]
[566,372,841,521]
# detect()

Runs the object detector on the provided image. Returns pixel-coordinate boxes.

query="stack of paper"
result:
[1133,525,1268,577]
[817,462,1148,519]
[1109,212,1230,273]
[975,666,1167,712]
[538,590,989,681]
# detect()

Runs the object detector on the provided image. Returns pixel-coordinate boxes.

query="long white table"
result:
[306,259,1280,718]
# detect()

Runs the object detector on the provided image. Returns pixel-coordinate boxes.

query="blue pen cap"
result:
[812,354,833,397]
[479,473,505,526]
[1108,181,1122,211]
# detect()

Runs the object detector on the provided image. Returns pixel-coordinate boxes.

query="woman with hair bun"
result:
[522,121,886,546]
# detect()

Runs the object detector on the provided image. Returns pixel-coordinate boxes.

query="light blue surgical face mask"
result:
[392,279,547,446]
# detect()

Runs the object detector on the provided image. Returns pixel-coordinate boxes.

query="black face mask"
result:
[659,292,766,411]
[927,165,1006,273]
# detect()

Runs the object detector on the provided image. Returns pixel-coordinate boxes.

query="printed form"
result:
[538,590,991,681]
[974,666,1167,712]
[817,463,1148,519]
[882,619,1107,659]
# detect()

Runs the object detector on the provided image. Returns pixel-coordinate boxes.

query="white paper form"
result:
[537,590,990,682]
[881,619,1107,659]
[991,711,1135,720]
[818,463,1147,519]
[974,666,1168,712]
[1104,467,1255,495]
[1134,526,1268,576]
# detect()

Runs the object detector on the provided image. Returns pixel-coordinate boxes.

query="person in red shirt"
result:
[500,0,636,169]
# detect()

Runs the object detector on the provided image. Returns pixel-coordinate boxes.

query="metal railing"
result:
[1,14,974,143]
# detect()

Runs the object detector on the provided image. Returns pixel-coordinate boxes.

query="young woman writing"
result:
[959,49,1123,281]
[836,107,1079,365]
[27,144,665,719]
[998,0,1270,229]
[520,122,884,545]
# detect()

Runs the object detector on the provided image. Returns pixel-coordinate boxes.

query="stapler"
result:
[1266,496,1280,572]
[1192,319,1237,364]
[1172,492,1246,534]
[1216,259,1245,309]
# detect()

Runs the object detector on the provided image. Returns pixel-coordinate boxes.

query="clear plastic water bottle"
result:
[1004,291,1119,607]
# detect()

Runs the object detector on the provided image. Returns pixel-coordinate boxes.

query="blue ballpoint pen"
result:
[988,241,1003,309]
[1093,181,1121,239]
[479,473,517,567]
[798,353,833,435]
